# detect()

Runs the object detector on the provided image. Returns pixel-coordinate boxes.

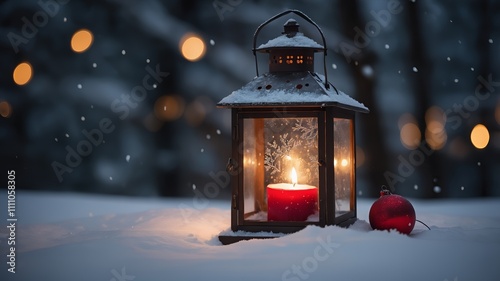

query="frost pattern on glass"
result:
[264,118,318,185]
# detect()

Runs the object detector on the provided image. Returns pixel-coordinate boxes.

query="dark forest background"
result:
[1,0,499,199]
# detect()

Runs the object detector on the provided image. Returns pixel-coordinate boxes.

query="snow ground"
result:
[1,191,499,281]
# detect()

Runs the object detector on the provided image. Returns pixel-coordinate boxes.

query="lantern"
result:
[217,10,369,245]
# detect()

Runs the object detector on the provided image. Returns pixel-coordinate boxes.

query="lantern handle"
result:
[252,9,330,89]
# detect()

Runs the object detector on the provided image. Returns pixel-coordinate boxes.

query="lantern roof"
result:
[217,71,369,113]
[256,19,324,52]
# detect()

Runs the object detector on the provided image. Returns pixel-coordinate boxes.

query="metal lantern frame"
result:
[217,10,369,245]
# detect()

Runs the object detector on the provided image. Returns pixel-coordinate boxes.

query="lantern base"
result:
[218,217,358,245]
[218,234,282,245]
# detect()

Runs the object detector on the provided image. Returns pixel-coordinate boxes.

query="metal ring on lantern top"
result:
[252,9,329,89]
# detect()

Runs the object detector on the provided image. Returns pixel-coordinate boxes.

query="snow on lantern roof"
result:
[256,18,324,51]
[217,72,369,113]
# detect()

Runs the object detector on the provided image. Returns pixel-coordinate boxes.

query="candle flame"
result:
[291,167,298,186]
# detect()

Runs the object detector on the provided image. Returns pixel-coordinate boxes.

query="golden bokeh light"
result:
[400,123,421,150]
[0,101,12,118]
[13,62,33,85]
[71,29,94,53]
[425,106,446,126]
[425,106,447,150]
[180,34,206,62]
[154,95,185,121]
[470,124,490,149]
[426,127,447,150]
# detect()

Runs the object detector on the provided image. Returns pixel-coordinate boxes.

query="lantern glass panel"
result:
[333,118,354,216]
[242,117,319,222]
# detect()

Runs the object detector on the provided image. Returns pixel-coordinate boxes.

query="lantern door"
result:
[232,109,325,233]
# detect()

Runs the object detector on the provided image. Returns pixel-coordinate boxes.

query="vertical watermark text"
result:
[6,170,17,274]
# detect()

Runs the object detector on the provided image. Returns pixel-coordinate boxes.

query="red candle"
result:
[267,168,318,221]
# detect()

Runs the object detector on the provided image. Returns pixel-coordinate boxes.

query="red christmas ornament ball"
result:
[369,192,416,235]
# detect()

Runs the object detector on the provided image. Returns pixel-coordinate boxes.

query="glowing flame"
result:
[291,167,298,186]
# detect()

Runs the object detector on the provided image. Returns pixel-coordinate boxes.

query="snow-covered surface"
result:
[1,191,500,281]
[218,72,369,112]
[257,32,324,50]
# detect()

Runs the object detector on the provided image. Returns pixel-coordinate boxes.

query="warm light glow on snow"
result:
[470,124,490,149]
[180,34,206,62]
[13,62,33,85]
[0,101,12,118]
[71,29,94,53]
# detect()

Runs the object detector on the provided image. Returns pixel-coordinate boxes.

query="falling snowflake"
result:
[412,67,418,72]
[81,116,85,121]
[433,186,441,193]
[460,186,465,191]
[210,39,215,46]
[122,50,126,55]
[361,65,373,77]
[55,138,58,142]
[63,17,67,22]
[414,184,418,190]
[109,176,113,181]
[488,38,493,44]
[477,162,481,166]
[153,84,157,89]
[332,64,337,70]
[454,78,459,83]
[216,129,221,135]
[192,184,196,190]
[126,155,130,162]
[146,58,150,63]
[206,134,211,140]
[77,84,82,89]
[384,44,390,49]
[446,57,451,61]
[201,148,204,152]
[65,133,70,138]
[471,67,475,71]
[92,63,97,68]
